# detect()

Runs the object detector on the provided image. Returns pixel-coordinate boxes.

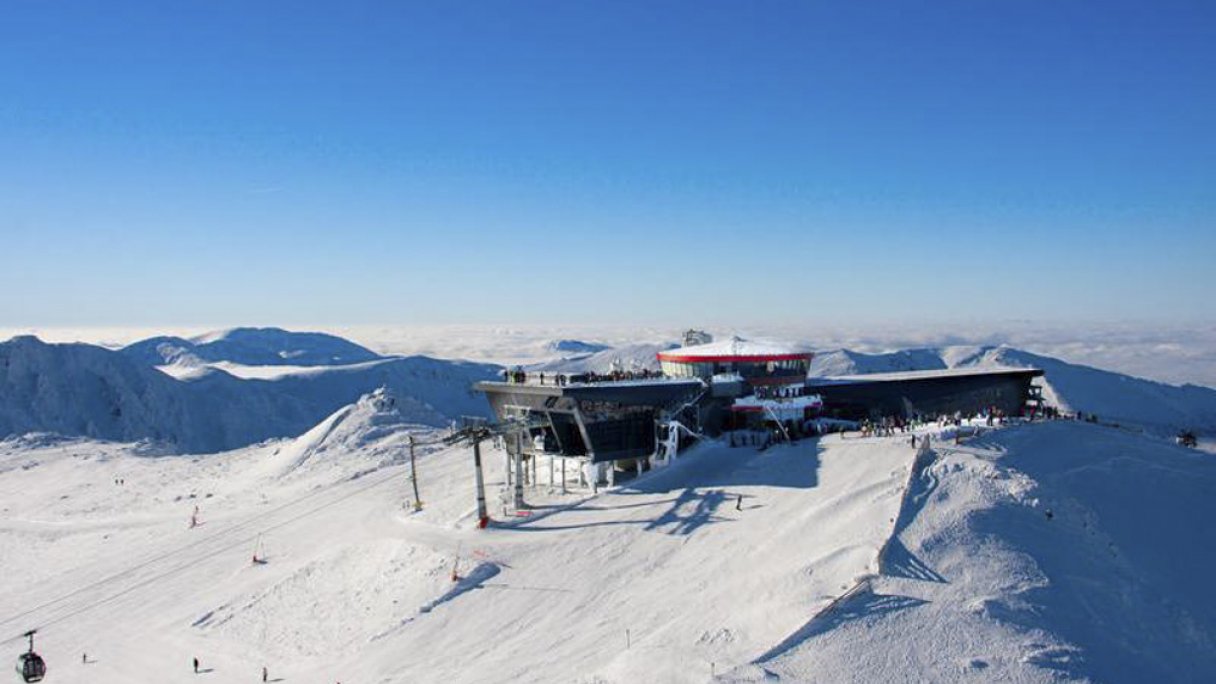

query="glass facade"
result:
[660,357,809,380]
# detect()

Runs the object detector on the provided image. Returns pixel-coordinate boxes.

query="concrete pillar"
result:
[472,440,488,526]
[514,432,525,510]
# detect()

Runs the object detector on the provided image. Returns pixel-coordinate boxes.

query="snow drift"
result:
[726,421,1216,682]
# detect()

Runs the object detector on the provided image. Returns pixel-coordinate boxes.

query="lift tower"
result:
[443,413,548,528]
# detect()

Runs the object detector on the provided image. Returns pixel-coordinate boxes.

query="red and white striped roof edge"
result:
[656,336,813,364]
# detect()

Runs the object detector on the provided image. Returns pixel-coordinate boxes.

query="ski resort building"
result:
[475,335,1045,485]
[657,337,812,384]
[808,367,1046,421]
[473,378,704,464]
[656,337,824,429]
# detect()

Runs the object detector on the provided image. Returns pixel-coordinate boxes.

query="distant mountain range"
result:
[0,331,496,453]
[546,339,612,355]
[120,327,384,367]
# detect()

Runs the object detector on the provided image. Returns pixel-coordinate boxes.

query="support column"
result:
[408,434,421,511]
[472,439,488,527]
[513,431,525,510]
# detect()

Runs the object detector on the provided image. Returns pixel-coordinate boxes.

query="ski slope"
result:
[0,400,912,683]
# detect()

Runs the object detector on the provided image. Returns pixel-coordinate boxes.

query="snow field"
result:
[0,414,914,683]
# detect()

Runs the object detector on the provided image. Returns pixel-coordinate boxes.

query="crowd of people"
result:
[501,367,661,386]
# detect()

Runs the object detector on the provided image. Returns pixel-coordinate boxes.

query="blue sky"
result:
[1,1,1212,327]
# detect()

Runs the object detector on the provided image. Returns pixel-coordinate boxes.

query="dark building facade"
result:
[808,367,1045,421]
[475,379,704,463]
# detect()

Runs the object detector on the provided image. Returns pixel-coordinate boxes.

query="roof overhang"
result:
[476,379,704,407]
[657,352,813,363]
[807,367,1044,388]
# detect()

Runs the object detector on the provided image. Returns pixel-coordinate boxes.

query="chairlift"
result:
[16,630,46,683]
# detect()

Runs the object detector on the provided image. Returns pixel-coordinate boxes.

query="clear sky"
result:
[1,1,1213,328]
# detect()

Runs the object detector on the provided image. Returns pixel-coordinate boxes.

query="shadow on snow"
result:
[508,441,823,535]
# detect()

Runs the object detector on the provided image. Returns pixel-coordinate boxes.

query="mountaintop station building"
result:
[475,334,1044,486]
[656,337,824,426]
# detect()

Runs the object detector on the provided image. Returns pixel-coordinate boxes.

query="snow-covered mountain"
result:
[0,336,496,453]
[546,339,612,354]
[528,341,679,373]
[809,348,949,376]
[121,327,383,367]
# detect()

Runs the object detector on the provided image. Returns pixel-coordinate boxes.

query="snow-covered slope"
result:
[727,421,1216,683]
[0,336,496,452]
[259,388,427,479]
[0,414,911,684]
[3,394,1215,682]
[121,327,383,367]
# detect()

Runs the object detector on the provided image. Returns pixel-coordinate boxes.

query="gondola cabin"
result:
[17,630,45,683]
